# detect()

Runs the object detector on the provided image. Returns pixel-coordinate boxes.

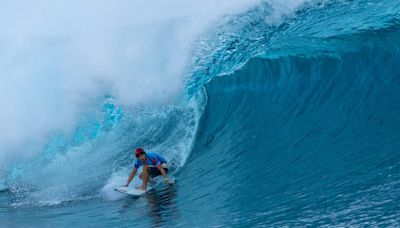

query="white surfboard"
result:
[114,177,176,196]
[114,186,152,196]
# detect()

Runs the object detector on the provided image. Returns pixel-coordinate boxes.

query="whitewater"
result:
[1,0,400,226]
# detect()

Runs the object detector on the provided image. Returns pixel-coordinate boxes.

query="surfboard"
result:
[115,177,176,196]
[114,186,152,196]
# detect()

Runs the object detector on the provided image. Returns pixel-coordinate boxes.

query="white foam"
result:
[0,0,261,181]
[265,0,309,24]
[101,167,144,200]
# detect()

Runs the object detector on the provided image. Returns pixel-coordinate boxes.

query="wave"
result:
[181,3,400,225]
[0,0,260,206]
[1,2,400,225]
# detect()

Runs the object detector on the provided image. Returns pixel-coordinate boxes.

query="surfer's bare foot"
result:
[137,186,146,191]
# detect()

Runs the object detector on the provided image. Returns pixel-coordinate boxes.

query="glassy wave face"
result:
[1,0,400,227]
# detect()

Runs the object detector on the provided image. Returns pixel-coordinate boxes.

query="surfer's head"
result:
[135,148,146,161]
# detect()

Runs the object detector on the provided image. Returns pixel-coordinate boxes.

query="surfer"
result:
[124,148,170,190]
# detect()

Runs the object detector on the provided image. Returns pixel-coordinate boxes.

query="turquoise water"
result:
[1,0,400,226]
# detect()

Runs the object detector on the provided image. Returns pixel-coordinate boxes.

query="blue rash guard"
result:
[134,152,168,169]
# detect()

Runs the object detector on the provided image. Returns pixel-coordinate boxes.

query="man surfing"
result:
[124,148,171,191]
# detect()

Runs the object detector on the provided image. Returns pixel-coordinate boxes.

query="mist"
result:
[0,0,261,165]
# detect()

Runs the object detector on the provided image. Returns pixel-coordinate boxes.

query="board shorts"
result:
[149,163,169,178]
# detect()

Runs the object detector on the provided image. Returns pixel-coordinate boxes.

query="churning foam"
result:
[0,0,261,177]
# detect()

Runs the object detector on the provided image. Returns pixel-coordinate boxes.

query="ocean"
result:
[1,0,400,227]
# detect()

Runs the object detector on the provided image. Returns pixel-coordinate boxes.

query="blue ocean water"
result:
[1,0,400,227]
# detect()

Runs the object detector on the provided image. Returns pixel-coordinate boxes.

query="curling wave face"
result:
[176,0,400,225]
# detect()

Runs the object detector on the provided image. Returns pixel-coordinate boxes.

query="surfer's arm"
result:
[125,167,138,187]
[156,165,169,183]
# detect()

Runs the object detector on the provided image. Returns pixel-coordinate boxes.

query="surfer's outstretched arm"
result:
[125,167,138,187]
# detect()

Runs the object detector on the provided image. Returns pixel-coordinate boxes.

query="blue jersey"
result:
[134,152,167,169]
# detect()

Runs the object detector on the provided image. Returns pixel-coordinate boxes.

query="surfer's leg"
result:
[141,165,150,188]
[139,171,155,184]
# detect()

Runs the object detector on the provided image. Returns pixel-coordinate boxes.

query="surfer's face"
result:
[138,153,146,162]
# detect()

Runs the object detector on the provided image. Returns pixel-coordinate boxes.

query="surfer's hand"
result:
[163,177,169,184]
